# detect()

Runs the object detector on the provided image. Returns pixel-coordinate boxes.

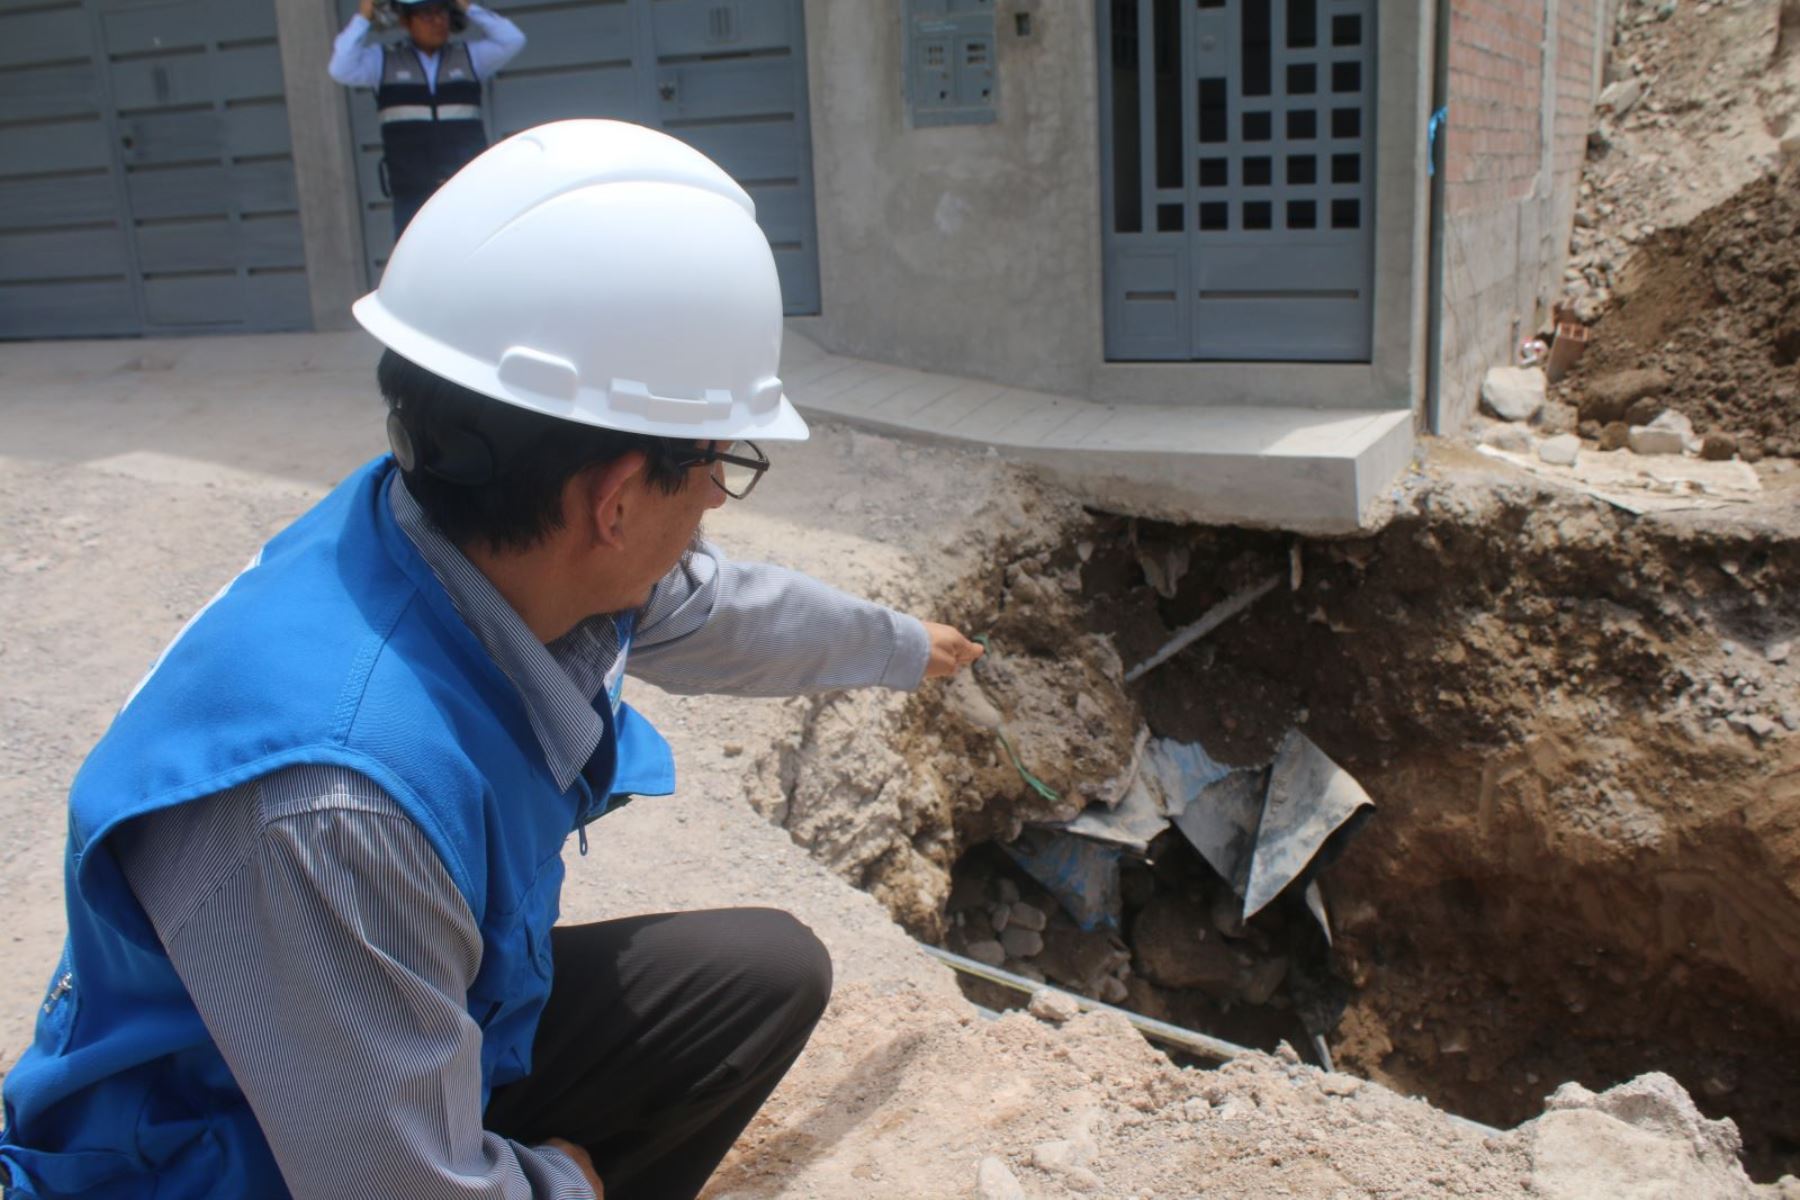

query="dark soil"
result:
[1077,495,1800,1181]
[1559,162,1800,457]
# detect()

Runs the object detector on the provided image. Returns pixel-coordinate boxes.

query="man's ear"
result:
[578,451,646,550]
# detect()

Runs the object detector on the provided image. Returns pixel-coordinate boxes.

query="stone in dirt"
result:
[1647,409,1697,446]
[975,1156,1025,1200]
[1480,424,1533,454]
[1526,1073,1760,1199]
[966,939,1006,967]
[1539,434,1582,466]
[1535,399,1581,436]
[1580,368,1669,422]
[1628,425,1687,456]
[1481,366,1548,422]
[1727,713,1777,741]
[1599,420,1632,451]
[1598,76,1644,115]
[1008,901,1048,931]
[1036,925,1131,994]
[1000,927,1045,959]
[1773,317,1800,367]
[1026,987,1082,1024]
[1701,432,1738,461]
[1132,894,1244,992]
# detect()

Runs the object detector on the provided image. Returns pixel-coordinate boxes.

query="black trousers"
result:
[485,908,832,1200]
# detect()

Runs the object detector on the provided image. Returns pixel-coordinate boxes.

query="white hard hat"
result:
[354,119,808,443]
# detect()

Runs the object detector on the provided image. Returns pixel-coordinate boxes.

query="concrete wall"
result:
[794,0,1105,398]
[1435,0,1610,432]
[797,0,1435,414]
[276,0,368,331]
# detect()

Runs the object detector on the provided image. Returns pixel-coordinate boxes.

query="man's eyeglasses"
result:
[671,441,769,499]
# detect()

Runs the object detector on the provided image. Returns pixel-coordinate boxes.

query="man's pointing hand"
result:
[922,621,984,679]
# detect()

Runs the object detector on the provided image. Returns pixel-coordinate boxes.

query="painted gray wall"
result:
[797,0,1433,414]
[794,0,1105,398]
[276,0,368,331]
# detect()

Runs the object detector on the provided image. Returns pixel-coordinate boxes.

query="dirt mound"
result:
[1559,161,1800,456]
[1562,0,1796,325]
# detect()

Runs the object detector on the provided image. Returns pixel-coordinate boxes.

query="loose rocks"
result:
[1539,434,1582,466]
[1581,368,1669,422]
[1026,987,1082,1024]
[1000,927,1045,960]
[1700,432,1738,461]
[1628,425,1686,455]
[975,1156,1025,1200]
[966,939,1006,967]
[1482,366,1548,422]
[1481,424,1534,454]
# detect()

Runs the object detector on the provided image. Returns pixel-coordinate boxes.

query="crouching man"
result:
[0,120,982,1200]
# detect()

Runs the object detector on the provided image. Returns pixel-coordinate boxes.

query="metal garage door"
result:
[0,0,311,339]
[337,0,820,315]
[1099,0,1377,362]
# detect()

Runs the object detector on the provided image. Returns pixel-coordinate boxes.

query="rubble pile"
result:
[1561,160,1800,457]
[1563,0,1797,325]
[1549,0,1800,459]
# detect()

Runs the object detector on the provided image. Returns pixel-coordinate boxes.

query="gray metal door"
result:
[339,0,820,316]
[0,0,311,339]
[1099,0,1377,362]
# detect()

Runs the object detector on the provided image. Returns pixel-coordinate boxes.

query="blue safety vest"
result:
[0,457,674,1199]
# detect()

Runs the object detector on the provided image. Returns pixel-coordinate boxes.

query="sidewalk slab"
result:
[782,332,1414,535]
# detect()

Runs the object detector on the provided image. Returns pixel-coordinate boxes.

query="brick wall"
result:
[1435,0,1612,432]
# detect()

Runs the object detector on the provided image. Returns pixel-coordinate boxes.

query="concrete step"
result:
[781,333,1414,535]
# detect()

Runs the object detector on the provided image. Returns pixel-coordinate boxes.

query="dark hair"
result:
[377,349,690,552]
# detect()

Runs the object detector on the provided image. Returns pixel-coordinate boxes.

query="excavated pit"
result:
[751,466,1800,1180]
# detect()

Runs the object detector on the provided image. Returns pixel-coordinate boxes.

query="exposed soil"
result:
[1079,475,1800,1181]
[1559,161,1800,456]
[754,446,1800,1182]
[1554,0,1800,457]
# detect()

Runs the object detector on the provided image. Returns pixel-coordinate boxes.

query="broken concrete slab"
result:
[1474,443,1763,514]
[1628,425,1687,456]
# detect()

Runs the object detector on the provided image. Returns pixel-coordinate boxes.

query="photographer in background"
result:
[329,0,526,236]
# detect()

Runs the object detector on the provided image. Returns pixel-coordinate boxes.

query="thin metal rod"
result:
[921,943,1251,1063]
[925,944,1505,1138]
[1124,575,1281,683]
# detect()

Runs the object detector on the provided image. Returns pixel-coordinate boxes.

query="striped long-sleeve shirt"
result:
[113,475,929,1199]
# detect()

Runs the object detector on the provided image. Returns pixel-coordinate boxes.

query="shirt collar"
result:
[388,473,607,792]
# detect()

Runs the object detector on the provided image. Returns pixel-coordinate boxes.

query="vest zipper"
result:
[577,825,589,856]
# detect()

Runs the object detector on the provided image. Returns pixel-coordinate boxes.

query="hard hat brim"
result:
[354,290,811,443]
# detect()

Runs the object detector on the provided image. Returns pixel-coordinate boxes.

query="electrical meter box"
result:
[906,0,997,127]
